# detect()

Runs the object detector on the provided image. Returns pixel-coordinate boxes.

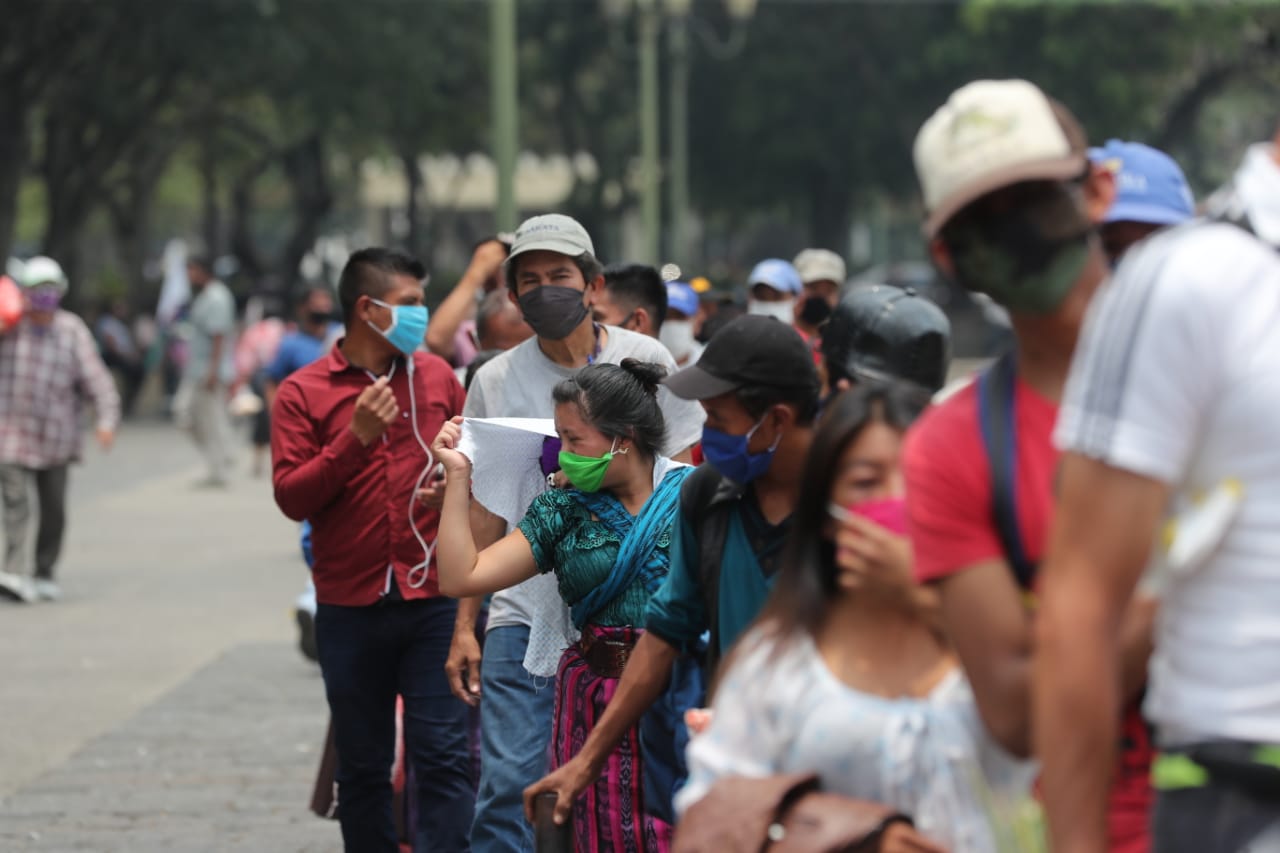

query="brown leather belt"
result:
[577,630,635,679]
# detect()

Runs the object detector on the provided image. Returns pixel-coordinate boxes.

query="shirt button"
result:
[402,412,409,418]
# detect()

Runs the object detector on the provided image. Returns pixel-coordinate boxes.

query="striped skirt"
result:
[552,624,671,853]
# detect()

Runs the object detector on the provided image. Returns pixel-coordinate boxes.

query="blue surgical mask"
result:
[700,417,780,484]
[367,298,429,356]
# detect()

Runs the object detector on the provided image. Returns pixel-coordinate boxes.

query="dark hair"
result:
[603,263,668,328]
[338,248,426,323]
[475,288,515,342]
[297,285,335,310]
[187,255,213,274]
[505,251,605,293]
[746,383,920,654]
[735,382,821,427]
[551,358,667,458]
[698,303,744,344]
[464,349,503,392]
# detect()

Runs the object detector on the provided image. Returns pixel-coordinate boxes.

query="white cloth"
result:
[462,325,705,650]
[458,417,576,677]
[678,631,1035,853]
[1206,142,1280,248]
[1056,221,1280,745]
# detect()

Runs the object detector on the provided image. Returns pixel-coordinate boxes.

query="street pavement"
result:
[0,421,339,851]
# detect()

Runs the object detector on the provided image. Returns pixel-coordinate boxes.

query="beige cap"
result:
[914,79,1087,237]
[507,213,595,261]
[793,249,846,285]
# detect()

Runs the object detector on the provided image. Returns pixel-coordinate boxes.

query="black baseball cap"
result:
[663,315,820,400]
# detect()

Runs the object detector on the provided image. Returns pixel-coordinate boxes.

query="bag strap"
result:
[679,464,741,670]
[976,350,1037,590]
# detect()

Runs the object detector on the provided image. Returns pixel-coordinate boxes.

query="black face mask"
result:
[517,285,590,340]
[307,311,334,326]
[798,296,833,327]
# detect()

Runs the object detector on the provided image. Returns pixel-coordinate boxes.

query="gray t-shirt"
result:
[185,280,236,384]
[464,326,705,632]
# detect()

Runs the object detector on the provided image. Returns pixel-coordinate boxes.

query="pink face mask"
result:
[828,497,908,535]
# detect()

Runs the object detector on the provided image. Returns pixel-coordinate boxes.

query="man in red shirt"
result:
[271,248,472,852]
[903,80,1155,853]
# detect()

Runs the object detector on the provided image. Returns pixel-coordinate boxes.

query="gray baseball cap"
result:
[507,214,595,261]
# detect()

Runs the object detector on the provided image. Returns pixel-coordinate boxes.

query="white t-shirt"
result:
[678,631,1035,853]
[1056,221,1280,745]
[463,326,705,636]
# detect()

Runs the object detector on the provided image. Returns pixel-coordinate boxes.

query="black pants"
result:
[0,464,69,580]
[1154,784,1280,851]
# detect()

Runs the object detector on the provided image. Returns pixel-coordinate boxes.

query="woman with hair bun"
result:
[433,358,688,853]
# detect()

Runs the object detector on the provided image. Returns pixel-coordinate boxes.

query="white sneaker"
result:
[0,572,35,603]
[32,579,62,602]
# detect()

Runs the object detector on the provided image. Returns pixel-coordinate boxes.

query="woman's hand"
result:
[833,514,914,595]
[431,416,472,477]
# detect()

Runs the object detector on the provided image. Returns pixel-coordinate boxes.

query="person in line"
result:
[0,256,119,603]
[658,281,703,368]
[435,360,686,852]
[455,213,702,853]
[678,384,1032,853]
[426,236,512,369]
[271,248,473,852]
[523,315,821,824]
[820,285,950,406]
[743,258,801,325]
[262,285,342,661]
[1037,160,1280,852]
[1089,139,1195,263]
[94,298,146,417]
[904,79,1154,852]
[592,263,667,338]
[176,256,236,487]
[792,248,845,342]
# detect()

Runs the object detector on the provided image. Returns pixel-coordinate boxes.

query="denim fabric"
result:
[317,596,474,852]
[470,624,556,853]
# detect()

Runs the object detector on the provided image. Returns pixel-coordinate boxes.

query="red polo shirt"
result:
[271,343,466,606]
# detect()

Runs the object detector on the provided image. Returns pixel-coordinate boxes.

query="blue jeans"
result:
[470,624,556,853]
[317,597,474,852]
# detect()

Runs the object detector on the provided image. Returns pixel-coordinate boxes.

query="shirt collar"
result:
[326,338,407,378]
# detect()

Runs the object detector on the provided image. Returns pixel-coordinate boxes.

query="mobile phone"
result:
[533,792,572,853]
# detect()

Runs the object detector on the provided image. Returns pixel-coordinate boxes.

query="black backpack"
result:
[976,350,1036,589]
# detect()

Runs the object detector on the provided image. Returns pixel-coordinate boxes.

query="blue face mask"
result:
[367,298,429,357]
[700,417,780,485]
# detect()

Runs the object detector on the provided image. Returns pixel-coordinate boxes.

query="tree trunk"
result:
[401,147,425,262]
[0,92,28,264]
[808,173,854,257]
[278,134,333,301]
[199,139,221,258]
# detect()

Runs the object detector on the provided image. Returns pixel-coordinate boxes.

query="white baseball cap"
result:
[16,256,69,293]
[507,213,595,261]
[914,79,1088,237]
[793,249,846,285]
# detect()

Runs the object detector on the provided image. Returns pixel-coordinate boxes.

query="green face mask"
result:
[558,438,621,492]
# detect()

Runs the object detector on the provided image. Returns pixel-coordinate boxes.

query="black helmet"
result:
[821,285,951,397]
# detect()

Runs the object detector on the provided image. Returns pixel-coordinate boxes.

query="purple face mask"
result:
[26,288,62,312]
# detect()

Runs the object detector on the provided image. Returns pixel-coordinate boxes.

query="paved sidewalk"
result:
[0,644,337,852]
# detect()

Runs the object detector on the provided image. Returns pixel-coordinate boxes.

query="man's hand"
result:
[349,377,398,446]
[95,427,115,452]
[416,465,447,509]
[445,627,482,706]
[523,757,601,827]
[468,239,509,283]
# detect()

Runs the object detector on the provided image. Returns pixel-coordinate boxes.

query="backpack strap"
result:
[678,464,741,671]
[976,350,1037,590]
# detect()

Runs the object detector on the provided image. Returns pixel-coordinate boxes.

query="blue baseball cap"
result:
[1089,139,1194,226]
[746,258,803,296]
[665,282,699,318]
